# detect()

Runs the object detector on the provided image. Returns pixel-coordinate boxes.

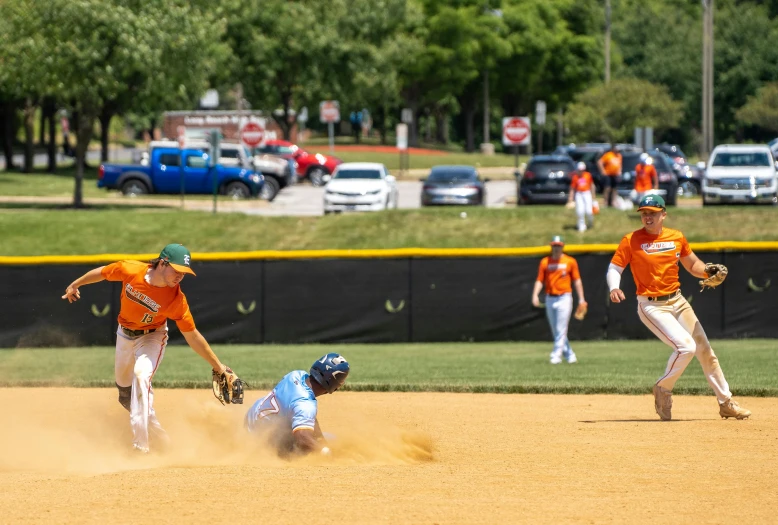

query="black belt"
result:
[120,325,157,338]
[546,293,568,297]
[646,290,681,302]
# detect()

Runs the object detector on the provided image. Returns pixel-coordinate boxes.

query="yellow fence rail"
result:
[3,241,778,265]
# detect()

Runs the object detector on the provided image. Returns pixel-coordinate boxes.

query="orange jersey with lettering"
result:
[634,164,657,192]
[601,151,622,176]
[610,228,692,296]
[536,254,580,295]
[101,260,196,332]
[570,171,594,192]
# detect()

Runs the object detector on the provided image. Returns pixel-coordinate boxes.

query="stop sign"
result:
[240,121,265,148]
[502,117,531,146]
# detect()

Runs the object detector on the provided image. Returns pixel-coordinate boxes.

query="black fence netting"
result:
[1,252,776,347]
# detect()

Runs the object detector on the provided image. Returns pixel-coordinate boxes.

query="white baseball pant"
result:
[637,295,731,403]
[545,293,576,363]
[574,191,593,232]
[115,326,169,451]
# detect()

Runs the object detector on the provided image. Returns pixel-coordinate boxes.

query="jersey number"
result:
[140,313,155,324]
[256,392,280,420]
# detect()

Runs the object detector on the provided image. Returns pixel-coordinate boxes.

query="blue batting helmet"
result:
[310,353,350,394]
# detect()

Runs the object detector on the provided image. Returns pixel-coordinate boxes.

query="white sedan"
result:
[323,162,399,213]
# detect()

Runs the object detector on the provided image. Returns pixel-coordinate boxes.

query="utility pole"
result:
[605,0,611,83]
[702,0,714,159]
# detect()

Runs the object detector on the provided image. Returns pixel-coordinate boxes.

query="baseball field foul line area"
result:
[1,389,776,524]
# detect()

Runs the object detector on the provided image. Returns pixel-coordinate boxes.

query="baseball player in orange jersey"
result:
[62,244,243,453]
[567,162,596,232]
[532,236,587,364]
[607,195,751,420]
[633,154,658,203]
[597,143,622,208]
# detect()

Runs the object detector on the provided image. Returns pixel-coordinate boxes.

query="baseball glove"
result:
[699,263,728,292]
[574,301,588,321]
[212,366,246,405]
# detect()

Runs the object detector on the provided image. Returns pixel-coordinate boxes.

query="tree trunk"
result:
[99,107,113,162]
[46,103,57,173]
[23,98,36,173]
[378,105,387,145]
[38,107,46,146]
[435,110,448,145]
[73,108,95,208]
[1,102,18,171]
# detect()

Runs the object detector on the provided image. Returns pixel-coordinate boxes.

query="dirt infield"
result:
[1,389,776,524]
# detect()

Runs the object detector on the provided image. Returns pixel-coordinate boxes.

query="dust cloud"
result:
[0,388,434,476]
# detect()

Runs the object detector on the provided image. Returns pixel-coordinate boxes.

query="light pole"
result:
[702,0,714,159]
[481,6,503,154]
[605,0,611,83]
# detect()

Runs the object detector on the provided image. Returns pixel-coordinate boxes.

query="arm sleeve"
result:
[607,263,625,292]
[167,291,196,332]
[291,399,317,432]
[101,261,131,281]
[680,234,692,257]
[610,235,632,268]
[536,259,547,283]
[570,258,581,281]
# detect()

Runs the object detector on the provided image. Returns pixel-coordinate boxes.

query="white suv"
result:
[703,144,778,205]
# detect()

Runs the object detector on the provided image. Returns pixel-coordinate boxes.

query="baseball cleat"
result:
[719,399,751,420]
[132,444,150,454]
[567,355,578,364]
[653,384,673,421]
[550,356,562,365]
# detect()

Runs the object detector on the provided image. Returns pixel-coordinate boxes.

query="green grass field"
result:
[1,340,775,396]
[1,205,777,256]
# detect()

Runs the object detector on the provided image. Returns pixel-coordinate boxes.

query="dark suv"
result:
[616,151,678,206]
[655,143,701,197]
[518,155,576,204]
[563,144,642,192]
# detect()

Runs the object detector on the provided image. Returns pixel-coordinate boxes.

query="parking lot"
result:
[247,180,518,216]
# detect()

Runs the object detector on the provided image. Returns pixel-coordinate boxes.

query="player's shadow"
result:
[579,419,710,423]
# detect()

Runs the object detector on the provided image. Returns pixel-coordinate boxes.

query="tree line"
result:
[1,0,777,205]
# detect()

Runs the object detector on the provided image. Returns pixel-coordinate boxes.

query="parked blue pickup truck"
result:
[98,146,264,198]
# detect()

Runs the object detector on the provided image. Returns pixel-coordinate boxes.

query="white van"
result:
[702,144,778,205]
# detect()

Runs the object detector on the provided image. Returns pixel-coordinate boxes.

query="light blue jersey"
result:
[245,370,317,434]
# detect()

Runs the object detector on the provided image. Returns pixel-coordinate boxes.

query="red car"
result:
[257,140,342,186]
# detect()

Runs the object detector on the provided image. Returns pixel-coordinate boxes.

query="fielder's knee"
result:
[116,383,132,412]
[133,357,153,381]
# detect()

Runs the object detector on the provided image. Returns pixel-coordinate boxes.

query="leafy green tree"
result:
[222,0,353,140]
[565,78,682,142]
[97,1,225,161]
[0,1,56,172]
[736,82,778,134]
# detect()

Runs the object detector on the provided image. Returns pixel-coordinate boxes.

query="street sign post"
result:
[177,126,186,208]
[401,108,413,124]
[320,100,340,154]
[535,101,547,154]
[502,116,531,169]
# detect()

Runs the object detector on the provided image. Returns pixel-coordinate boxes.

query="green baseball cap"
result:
[159,243,196,275]
[550,235,564,246]
[637,194,666,212]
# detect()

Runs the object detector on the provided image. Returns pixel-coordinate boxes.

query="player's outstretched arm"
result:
[181,329,227,373]
[680,252,707,278]
[293,428,327,455]
[531,280,543,308]
[607,263,626,303]
[62,266,106,303]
